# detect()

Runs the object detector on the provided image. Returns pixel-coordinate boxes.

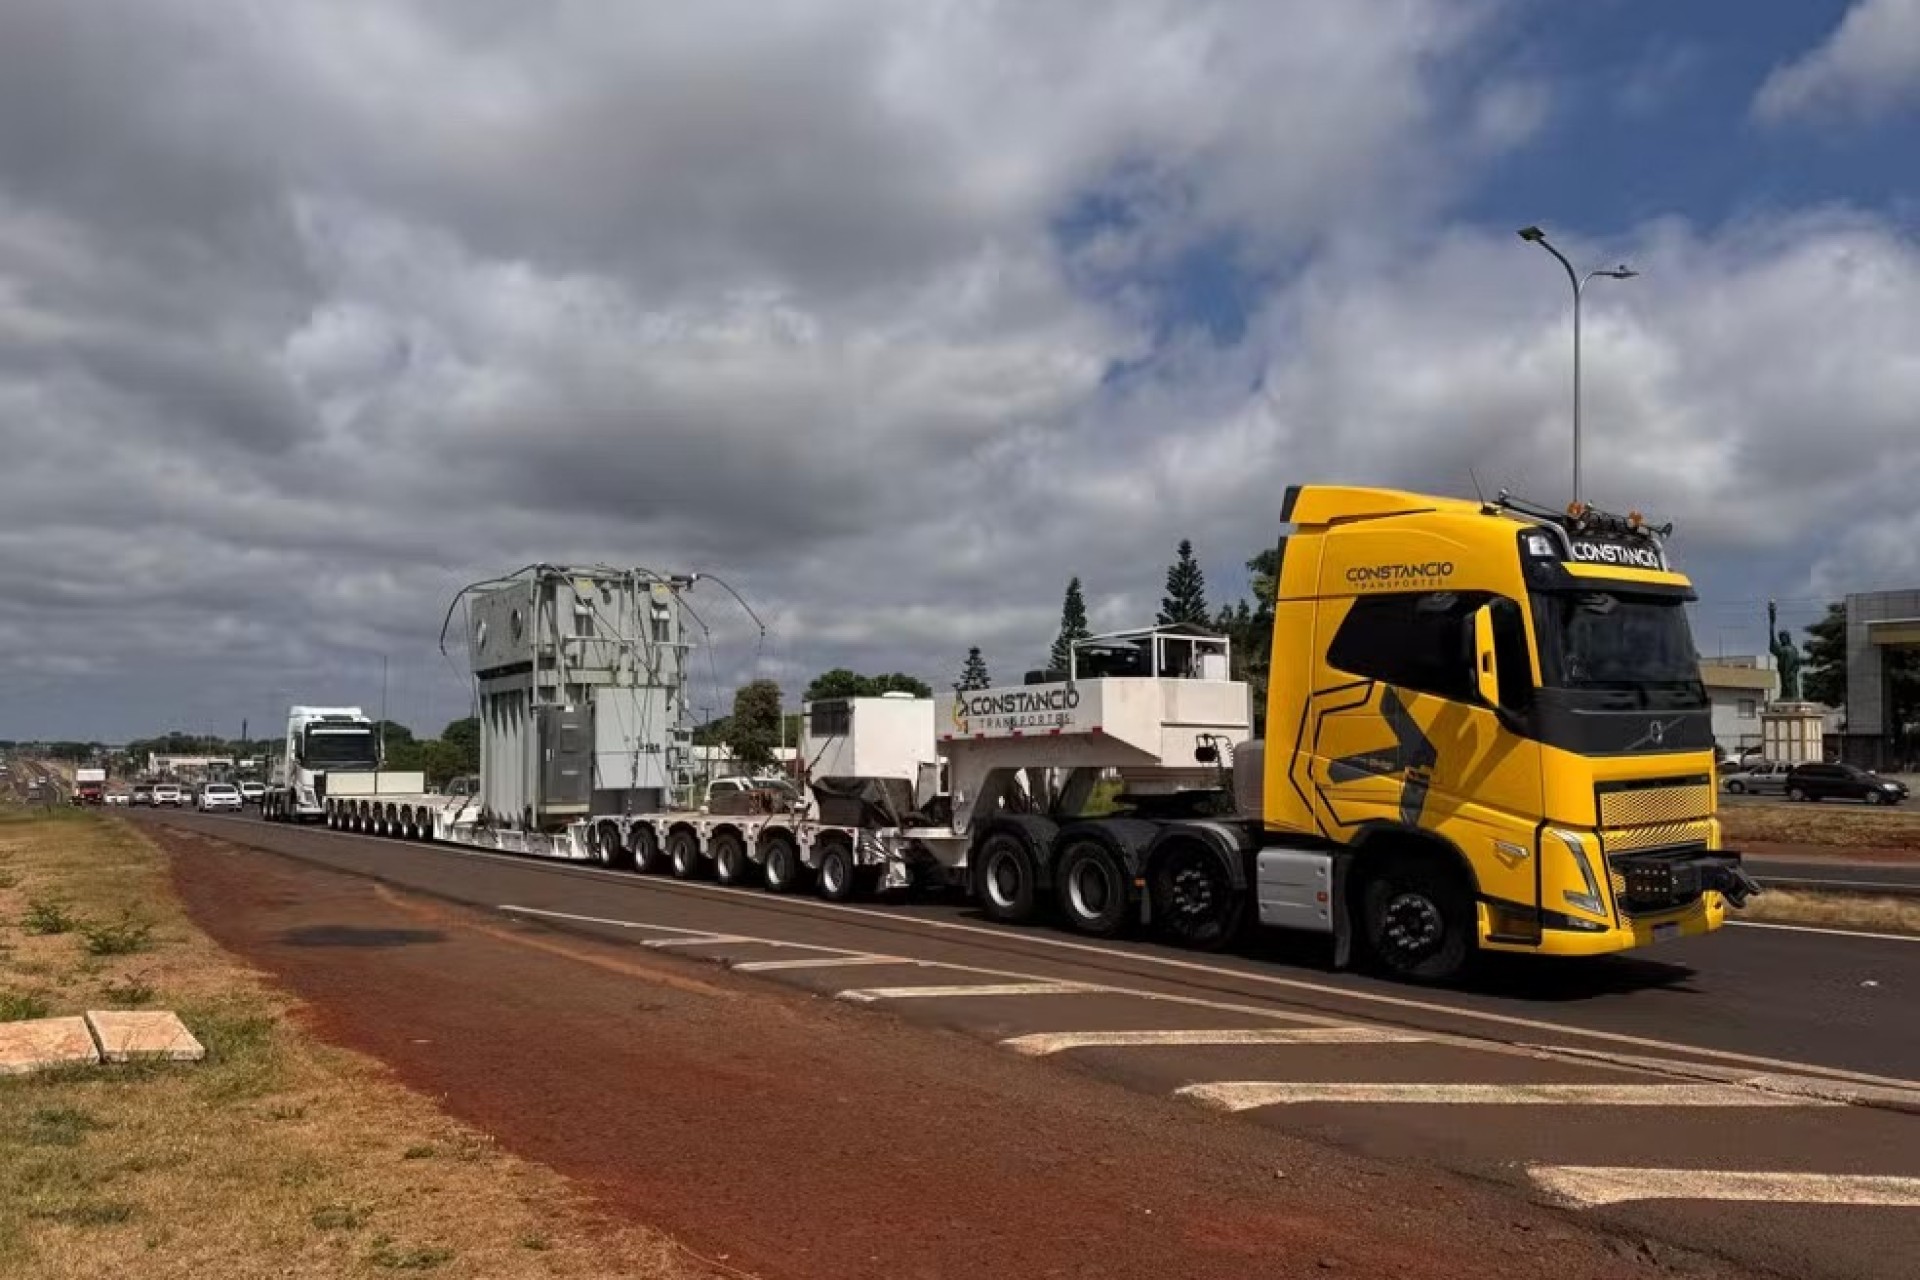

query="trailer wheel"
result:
[816,840,858,902]
[668,829,707,879]
[712,831,756,887]
[973,831,1038,924]
[630,827,667,874]
[1149,840,1243,951]
[1055,838,1130,938]
[761,834,806,893]
[1359,855,1473,984]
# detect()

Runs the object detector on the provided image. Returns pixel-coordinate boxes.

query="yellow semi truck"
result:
[1245,485,1757,979]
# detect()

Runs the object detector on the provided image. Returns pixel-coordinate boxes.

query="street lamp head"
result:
[1603,264,1638,279]
[1517,225,1546,242]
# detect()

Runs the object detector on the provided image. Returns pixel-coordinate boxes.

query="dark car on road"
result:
[1785,762,1909,805]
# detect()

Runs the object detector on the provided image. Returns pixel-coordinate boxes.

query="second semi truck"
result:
[306,486,1759,982]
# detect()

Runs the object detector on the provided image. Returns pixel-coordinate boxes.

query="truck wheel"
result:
[816,840,858,902]
[630,828,667,875]
[973,831,1038,924]
[1055,839,1129,938]
[761,834,806,893]
[1149,841,1243,951]
[1360,856,1473,984]
[712,831,756,887]
[668,830,707,879]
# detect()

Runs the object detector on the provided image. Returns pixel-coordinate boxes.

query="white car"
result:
[197,783,243,812]
[237,780,265,804]
[151,784,184,807]
[104,790,131,806]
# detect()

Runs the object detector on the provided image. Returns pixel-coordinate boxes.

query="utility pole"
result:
[1517,226,1638,505]
[379,655,389,767]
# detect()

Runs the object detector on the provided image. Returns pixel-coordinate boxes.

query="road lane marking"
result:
[1176,1082,1837,1111]
[1530,1165,1920,1208]
[499,905,714,934]
[733,954,918,972]
[1728,920,1920,944]
[839,982,1104,1003]
[640,934,751,949]
[1514,1046,1920,1111]
[185,819,1920,1094]
[1003,1027,1425,1055]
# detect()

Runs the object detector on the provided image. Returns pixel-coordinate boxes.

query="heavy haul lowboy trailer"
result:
[306,488,1766,983]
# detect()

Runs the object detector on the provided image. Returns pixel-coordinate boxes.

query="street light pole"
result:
[1517,226,1637,505]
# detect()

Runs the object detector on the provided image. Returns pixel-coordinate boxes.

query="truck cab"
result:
[1261,486,1754,978]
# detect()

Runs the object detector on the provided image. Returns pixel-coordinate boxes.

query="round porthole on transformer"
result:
[509,608,525,640]
[474,619,489,650]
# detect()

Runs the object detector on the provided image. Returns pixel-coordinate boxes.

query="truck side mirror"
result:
[1472,604,1501,710]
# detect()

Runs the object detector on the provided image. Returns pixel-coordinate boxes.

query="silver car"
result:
[197,783,243,812]
[1722,761,1791,795]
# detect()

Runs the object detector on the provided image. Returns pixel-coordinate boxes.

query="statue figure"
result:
[1768,600,1802,702]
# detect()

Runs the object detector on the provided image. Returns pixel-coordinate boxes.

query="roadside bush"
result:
[100,975,156,1006]
[22,899,79,935]
[79,912,154,957]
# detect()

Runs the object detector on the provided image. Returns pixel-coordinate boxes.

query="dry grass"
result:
[1744,887,1920,936]
[1721,803,1920,852]
[0,808,714,1280]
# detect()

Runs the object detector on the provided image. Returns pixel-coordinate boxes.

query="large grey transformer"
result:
[456,566,694,829]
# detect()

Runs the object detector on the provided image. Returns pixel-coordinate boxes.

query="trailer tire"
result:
[1148,838,1244,952]
[668,829,707,879]
[816,840,858,902]
[630,827,667,875]
[712,831,756,887]
[1359,854,1473,984]
[1054,838,1130,938]
[973,830,1039,925]
[761,834,806,893]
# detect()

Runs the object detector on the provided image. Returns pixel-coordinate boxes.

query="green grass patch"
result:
[99,975,156,1007]
[368,1237,455,1270]
[23,1107,109,1148]
[0,989,51,1021]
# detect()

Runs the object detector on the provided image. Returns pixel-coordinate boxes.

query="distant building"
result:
[1697,657,1777,756]
[146,753,234,778]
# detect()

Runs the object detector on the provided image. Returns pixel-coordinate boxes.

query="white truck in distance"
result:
[261,706,425,822]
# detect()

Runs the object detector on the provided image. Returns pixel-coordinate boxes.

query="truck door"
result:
[1305,588,1547,941]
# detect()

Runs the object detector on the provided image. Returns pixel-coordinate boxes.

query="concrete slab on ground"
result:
[0,1015,100,1075]
[85,1009,205,1062]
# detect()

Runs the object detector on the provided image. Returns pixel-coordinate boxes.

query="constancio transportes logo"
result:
[1345,561,1454,588]
[951,685,1081,734]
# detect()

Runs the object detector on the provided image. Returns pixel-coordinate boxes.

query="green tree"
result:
[804,670,933,702]
[957,647,991,691]
[805,669,871,702]
[1157,539,1210,627]
[723,680,784,773]
[440,717,480,773]
[1049,576,1090,673]
[1802,603,1847,707]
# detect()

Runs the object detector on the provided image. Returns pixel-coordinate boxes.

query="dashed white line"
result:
[499,905,714,934]
[1002,1027,1425,1055]
[1531,1165,1920,1208]
[733,954,918,972]
[640,934,750,949]
[1175,1082,1836,1111]
[839,981,1104,1004]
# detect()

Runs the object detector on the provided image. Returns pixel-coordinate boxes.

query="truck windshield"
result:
[301,728,379,768]
[1532,592,1705,706]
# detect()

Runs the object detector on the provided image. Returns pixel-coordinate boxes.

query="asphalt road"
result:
[1744,855,1920,892]
[135,809,1920,1280]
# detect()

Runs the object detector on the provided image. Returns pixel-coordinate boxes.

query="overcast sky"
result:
[3,0,1919,741]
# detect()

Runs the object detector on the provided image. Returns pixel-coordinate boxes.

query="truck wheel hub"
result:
[1384,893,1442,952]
[1171,866,1215,918]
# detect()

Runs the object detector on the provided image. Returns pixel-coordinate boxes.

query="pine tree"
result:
[1157,539,1210,627]
[958,647,992,691]
[1049,577,1090,673]
[1802,603,1847,708]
